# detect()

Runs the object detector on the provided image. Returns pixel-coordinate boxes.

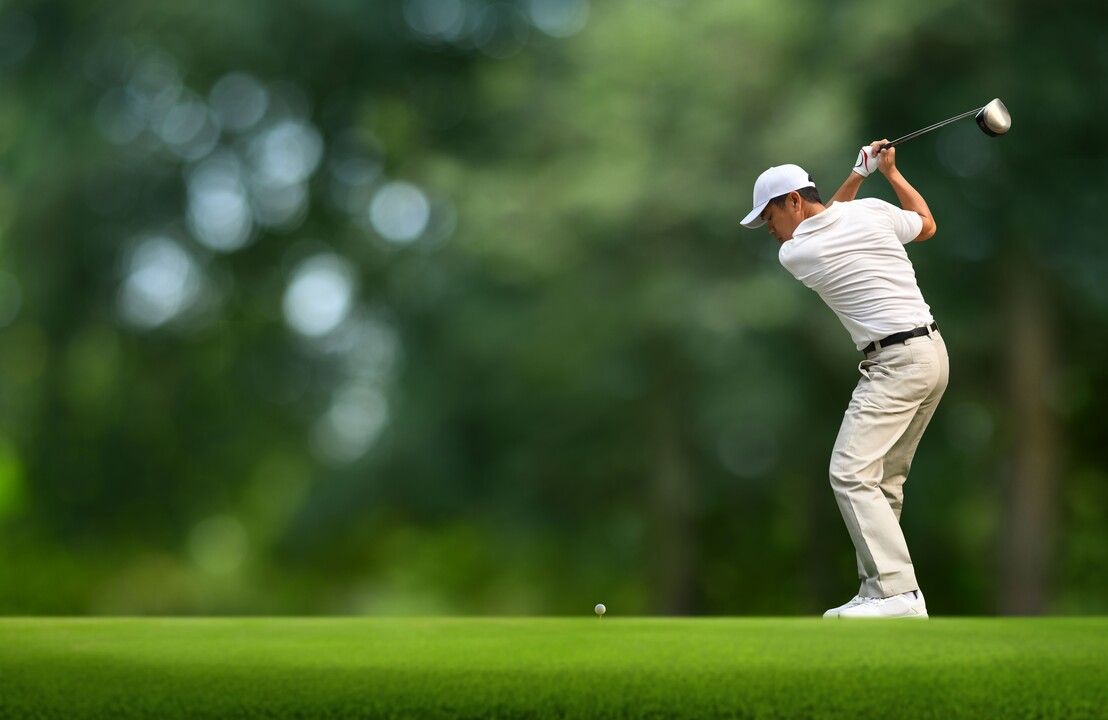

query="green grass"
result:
[1,618,1104,719]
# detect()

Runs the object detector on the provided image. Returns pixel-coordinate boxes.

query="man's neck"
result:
[802,202,827,221]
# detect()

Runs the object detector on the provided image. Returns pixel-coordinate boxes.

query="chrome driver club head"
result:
[975,98,1011,137]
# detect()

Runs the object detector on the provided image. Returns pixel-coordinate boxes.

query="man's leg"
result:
[830,338,945,598]
[880,335,949,520]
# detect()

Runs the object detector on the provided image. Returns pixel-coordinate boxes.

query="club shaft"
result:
[883,106,983,149]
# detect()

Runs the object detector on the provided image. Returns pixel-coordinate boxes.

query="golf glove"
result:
[852,146,882,177]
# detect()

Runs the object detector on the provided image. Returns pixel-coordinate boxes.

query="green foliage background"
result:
[0,0,1104,615]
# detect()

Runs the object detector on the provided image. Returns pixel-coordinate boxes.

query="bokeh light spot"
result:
[528,0,589,37]
[403,0,467,40]
[252,179,309,230]
[187,154,254,252]
[160,93,220,161]
[250,119,324,186]
[117,237,203,329]
[370,182,430,244]
[312,385,389,465]
[209,72,269,133]
[331,314,402,382]
[283,254,357,338]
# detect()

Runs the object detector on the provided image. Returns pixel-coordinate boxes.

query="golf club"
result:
[881,98,1011,150]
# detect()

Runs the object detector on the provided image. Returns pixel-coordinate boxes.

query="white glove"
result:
[852,146,882,177]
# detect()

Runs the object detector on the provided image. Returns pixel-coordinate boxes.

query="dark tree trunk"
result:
[999,254,1060,614]
[651,392,697,615]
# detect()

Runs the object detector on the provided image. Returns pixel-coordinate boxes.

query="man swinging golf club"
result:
[742,141,948,619]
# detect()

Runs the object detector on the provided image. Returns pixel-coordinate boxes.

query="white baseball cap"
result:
[740,164,816,228]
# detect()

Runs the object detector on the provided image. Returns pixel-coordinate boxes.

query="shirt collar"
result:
[794,202,842,236]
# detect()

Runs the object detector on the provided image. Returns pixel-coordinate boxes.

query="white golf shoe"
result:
[838,590,928,619]
[822,595,866,618]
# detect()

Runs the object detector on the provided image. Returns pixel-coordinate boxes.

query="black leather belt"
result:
[862,322,938,355]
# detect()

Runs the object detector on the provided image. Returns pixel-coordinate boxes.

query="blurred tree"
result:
[0,0,1103,616]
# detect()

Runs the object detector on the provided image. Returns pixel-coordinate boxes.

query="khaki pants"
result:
[830,330,949,598]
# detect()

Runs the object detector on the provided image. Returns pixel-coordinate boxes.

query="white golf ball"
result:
[595,603,606,617]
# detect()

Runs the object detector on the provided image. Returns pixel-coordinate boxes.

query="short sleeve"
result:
[886,205,924,245]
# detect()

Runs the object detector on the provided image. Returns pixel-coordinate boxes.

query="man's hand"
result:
[852,145,882,177]
[872,139,898,176]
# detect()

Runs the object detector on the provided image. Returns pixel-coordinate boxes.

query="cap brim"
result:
[741,202,768,229]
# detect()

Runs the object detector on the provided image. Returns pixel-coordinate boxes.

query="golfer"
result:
[741,141,948,619]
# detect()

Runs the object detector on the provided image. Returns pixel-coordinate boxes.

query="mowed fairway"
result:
[1,618,1104,719]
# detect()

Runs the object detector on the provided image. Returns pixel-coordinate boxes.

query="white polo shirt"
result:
[778,198,933,350]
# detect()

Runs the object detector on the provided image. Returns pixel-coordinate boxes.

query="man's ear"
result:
[790,191,801,210]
